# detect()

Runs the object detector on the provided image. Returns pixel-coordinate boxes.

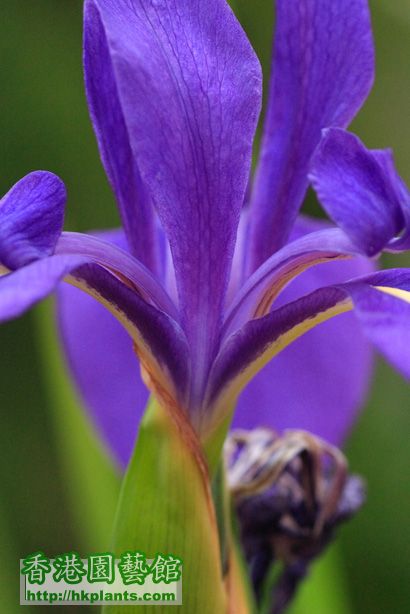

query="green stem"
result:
[105,398,228,613]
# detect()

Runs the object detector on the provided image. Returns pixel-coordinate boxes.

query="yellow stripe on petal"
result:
[209,298,353,431]
[253,255,349,319]
[66,275,179,412]
[376,285,410,304]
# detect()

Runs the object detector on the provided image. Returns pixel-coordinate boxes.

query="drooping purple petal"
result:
[208,269,410,431]
[84,3,158,271]
[0,240,189,403]
[57,280,147,469]
[248,0,374,270]
[207,285,352,428]
[56,231,178,318]
[85,0,262,388]
[309,129,409,255]
[0,172,66,270]
[4,202,186,407]
[70,263,190,405]
[0,255,87,321]
[346,269,410,379]
[55,229,187,469]
[373,154,410,252]
[232,254,373,445]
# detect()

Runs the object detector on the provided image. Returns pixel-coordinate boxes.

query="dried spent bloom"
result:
[226,429,365,612]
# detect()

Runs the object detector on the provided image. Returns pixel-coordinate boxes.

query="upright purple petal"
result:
[84,4,158,270]
[0,172,66,269]
[309,129,410,255]
[233,254,373,445]
[58,280,147,469]
[248,0,374,270]
[85,0,262,395]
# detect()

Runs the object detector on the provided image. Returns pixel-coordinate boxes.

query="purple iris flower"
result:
[1,0,409,470]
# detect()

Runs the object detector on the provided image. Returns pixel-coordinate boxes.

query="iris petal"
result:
[84,4,159,271]
[207,269,410,433]
[0,246,189,408]
[233,250,373,445]
[309,129,409,255]
[0,171,66,269]
[84,0,262,393]
[225,226,358,339]
[248,0,374,270]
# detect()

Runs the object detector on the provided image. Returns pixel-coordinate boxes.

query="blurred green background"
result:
[0,1,409,612]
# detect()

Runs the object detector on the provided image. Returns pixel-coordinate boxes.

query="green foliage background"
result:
[0,1,409,612]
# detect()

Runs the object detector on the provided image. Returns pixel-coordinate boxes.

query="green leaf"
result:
[288,545,351,614]
[105,397,229,614]
[34,299,120,552]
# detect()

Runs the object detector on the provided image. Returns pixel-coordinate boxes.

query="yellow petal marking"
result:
[208,298,353,435]
[376,285,410,304]
[253,254,349,319]
[66,275,179,410]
